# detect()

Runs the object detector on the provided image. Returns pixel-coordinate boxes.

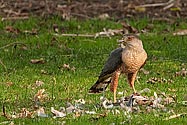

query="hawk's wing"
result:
[89,48,123,93]
[99,47,123,81]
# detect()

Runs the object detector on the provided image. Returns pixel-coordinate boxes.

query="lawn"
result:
[0,17,187,125]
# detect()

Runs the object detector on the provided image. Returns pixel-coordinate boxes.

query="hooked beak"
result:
[118,39,124,43]
[117,39,126,48]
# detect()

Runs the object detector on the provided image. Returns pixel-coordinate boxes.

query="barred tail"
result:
[89,77,111,93]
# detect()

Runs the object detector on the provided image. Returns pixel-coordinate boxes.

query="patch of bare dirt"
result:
[0,0,186,20]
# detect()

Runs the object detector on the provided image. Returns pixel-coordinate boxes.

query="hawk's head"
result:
[118,35,143,49]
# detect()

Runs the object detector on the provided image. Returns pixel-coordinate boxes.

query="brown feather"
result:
[110,68,121,92]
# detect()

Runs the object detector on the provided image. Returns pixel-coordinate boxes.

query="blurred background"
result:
[0,0,186,20]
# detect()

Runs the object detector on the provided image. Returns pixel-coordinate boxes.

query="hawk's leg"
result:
[127,72,138,94]
[110,69,121,103]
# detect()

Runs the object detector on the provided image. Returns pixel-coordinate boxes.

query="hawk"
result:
[89,35,147,103]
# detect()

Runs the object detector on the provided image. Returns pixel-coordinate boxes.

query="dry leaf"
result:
[118,91,124,95]
[133,95,150,105]
[173,29,187,36]
[74,111,81,118]
[181,101,187,106]
[37,107,48,117]
[74,99,86,109]
[140,68,150,75]
[16,108,33,118]
[139,88,151,94]
[133,95,149,101]
[40,69,48,75]
[0,121,13,125]
[71,66,76,71]
[135,6,146,12]
[102,99,113,109]
[170,7,181,11]
[10,121,15,124]
[175,68,187,77]
[184,95,187,101]
[23,29,38,35]
[91,113,107,121]
[66,102,75,114]
[35,80,44,87]
[168,88,176,92]
[121,21,138,34]
[164,113,187,120]
[53,24,59,33]
[147,77,173,84]
[56,4,71,20]
[5,26,20,34]
[6,81,13,87]
[149,92,165,109]
[60,64,76,71]
[98,13,109,20]
[120,103,132,113]
[136,100,151,105]
[63,63,70,70]
[30,58,45,64]
[66,103,75,114]
[85,111,96,114]
[51,107,66,117]
[19,45,28,50]
[34,89,47,102]
[112,109,120,115]
[75,99,85,104]
[164,97,175,105]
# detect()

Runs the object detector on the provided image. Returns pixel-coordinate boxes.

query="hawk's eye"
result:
[127,36,133,41]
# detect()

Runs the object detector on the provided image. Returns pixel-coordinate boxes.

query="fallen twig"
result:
[0,59,7,72]
[163,2,174,10]
[53,33,96,37]
[52,77,56,100]
[173,29,187,36]
[53,28,123,38]
[2,103,9,119]
[1,16,29,21]
[164,113,187,120]
[0,42,27,50]
[152,18,174,23]
[137,0,174,8]
[2,103,6,117]
[71,13,93,19]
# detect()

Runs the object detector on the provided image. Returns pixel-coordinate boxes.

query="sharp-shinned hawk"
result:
[89,35,147,103]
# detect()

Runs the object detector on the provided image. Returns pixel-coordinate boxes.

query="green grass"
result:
[0,17,187,125]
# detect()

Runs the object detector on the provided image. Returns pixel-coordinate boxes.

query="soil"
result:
[0,0,186,20]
